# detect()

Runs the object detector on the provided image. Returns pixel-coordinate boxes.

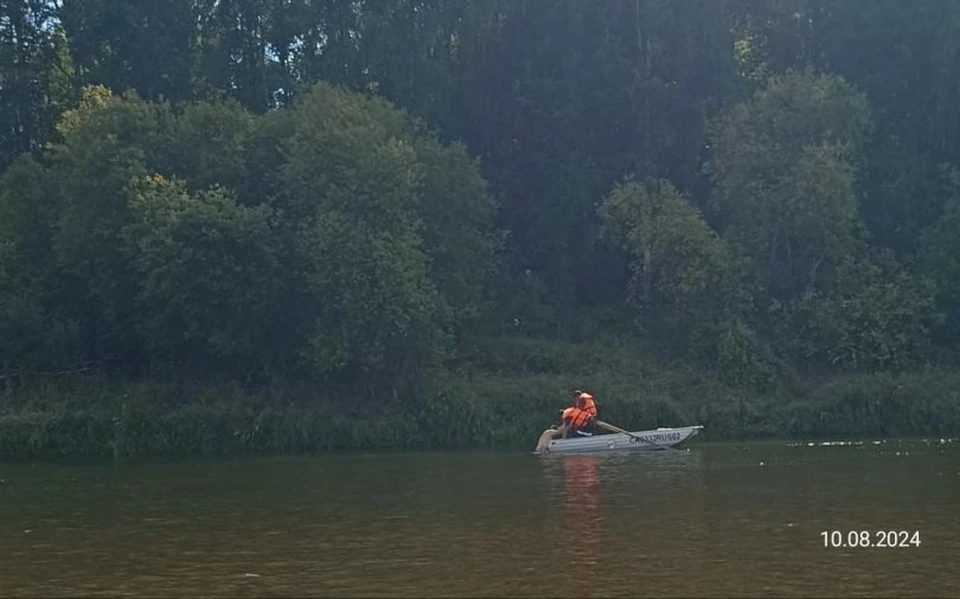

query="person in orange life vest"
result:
[558,390,598,439]
[559,405,596,439]
[573,389,598,419]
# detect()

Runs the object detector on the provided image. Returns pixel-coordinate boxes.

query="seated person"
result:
[559,405,596,438]
[572,389,598,419]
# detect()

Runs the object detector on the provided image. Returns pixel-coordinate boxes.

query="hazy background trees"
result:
[2,0,959,393]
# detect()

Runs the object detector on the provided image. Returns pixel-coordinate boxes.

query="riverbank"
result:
[2,336,960,460]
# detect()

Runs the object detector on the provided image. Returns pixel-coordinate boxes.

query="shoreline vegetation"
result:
[3,335,959,461]
[4,3,960,461]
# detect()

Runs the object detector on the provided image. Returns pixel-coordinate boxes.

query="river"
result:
[2,440,959,597]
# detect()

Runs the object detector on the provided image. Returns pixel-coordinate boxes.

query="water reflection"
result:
[561,455,601,570]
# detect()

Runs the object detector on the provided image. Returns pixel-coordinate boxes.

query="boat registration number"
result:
[629,431,682,444]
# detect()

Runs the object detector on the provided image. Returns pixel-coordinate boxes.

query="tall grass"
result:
[2,336,959,460]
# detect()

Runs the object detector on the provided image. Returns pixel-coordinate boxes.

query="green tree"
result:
[411,135,502,329]
[457,0,741,307]
[45,86,173,365]
[164,99,257,195]
[0,155,83,369]
[0,0,66,170]
[918,169,960,347]
[729,1,960,258]
[125,175,283,376]
[706,69,871,298]
[59,0,200,104]
[279,83,443,381]
[599,176,770,379]
[0,80,500,387]
[598,177,741,316]
[777,253,938,371]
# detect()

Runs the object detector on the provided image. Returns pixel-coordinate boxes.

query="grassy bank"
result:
[2,336,960,460]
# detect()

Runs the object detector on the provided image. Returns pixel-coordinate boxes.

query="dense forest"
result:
[3,0,960,407]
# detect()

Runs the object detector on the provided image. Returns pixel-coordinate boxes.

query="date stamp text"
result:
[821,530,921,548]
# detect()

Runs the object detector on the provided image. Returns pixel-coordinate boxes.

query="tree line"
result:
[2,0,960,392]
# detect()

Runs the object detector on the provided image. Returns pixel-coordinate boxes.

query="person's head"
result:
[573,389,589,408]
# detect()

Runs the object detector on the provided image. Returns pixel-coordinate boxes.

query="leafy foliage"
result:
[599,178,740,314]
[125,175,283,375]
[706,70,871,298]
[4,0,960,395]
[918,170,960,345]
[0,82,500,392]
[775,254,939,371]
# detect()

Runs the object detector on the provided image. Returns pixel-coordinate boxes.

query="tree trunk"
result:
[643,246,653,302]
[808,252,826,291]
[769,225,779,290]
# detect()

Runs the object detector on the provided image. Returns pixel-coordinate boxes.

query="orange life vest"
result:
[576,392,598,418]
[563,406,594,430]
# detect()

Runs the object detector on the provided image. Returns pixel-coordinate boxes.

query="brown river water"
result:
[2,440,960,597]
